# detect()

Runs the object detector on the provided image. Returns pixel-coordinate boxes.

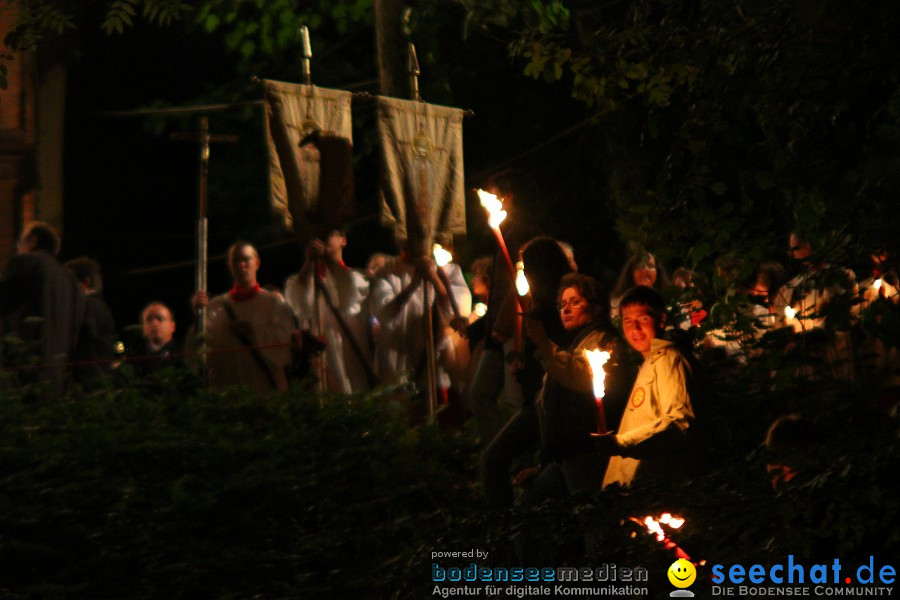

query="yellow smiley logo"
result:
[667,559,696,588]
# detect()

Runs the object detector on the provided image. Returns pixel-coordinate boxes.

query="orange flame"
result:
[476,189,507,229]
[629,513,693,561]
[583,348,611,400]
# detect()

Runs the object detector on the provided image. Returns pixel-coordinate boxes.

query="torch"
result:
[432,243,461,318]
[874,277,884,298]
[583,348,612,434]
[784,305,805,332]
[476,189,516,281]
[472,302,487,320]
[628,513,696,563]
[477,189,522,352]
[515,261,530,297]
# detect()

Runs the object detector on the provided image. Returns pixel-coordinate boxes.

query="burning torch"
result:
[476,189,517,282]
[432,243,461,318]
[478,189,522,352]
[583,348,612,434]
[628,512,699,564]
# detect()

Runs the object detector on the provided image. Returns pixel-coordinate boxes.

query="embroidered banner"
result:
[376,96,466,257]
[263,80,354,235]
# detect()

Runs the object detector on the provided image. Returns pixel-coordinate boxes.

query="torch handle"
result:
[490,227,522,353]
[596,398,608,435]
[491,228,517,283]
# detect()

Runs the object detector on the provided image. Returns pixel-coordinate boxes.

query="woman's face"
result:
[559,287,594,331]
[633,255,657,287]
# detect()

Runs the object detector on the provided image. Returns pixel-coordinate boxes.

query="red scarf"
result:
[317,259,347,280]
[229,283,261,303]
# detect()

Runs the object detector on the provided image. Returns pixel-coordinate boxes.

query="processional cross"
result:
[170,117,238,340]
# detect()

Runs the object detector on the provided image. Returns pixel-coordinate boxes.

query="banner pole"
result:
[408,42,437,420]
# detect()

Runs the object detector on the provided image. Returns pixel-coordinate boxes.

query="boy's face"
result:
[621,303,661,357]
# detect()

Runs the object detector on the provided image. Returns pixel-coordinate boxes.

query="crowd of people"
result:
[1,173,898,528]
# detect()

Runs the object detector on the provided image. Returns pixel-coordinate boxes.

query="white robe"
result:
[284,265,372,394]
[369,258,471,387]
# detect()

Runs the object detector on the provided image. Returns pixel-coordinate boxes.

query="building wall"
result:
[0,11,38,268]
[1,11,66,270]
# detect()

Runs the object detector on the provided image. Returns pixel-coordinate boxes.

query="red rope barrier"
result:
[0,341,295,373]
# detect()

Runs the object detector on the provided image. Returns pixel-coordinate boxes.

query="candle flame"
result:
[476,189,507,229]
[473,302,487,318]
[515,261,530,296]
[432,243,453,267]
[784,306,796,321]
[583,348,611,400]
[874,278,884,291]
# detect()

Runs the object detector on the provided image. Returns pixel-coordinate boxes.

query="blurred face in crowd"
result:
[366,253,388,279]
[621,302,663,358]
[325,230,346,258]
[16,233,35,255]
[870,250,889,268]
[788,234,812,261]
[750,274,769,300]
[142,303,175,347]
[229,244,260,288]
[559,286,594,331]
[633,254,657,287]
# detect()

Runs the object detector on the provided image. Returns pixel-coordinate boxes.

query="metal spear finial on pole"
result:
[408,42,420,102]
[300,25,313,86]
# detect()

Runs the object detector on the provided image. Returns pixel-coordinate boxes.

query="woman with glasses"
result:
[518,272,629,505]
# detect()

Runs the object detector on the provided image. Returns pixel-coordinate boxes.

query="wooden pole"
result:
[407,42,437,420]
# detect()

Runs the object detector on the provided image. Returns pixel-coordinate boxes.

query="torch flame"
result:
[784,305,796,321]
[473,302,487,318]
[629,513,693,561]
[515,261,530,296]
[874,278,884,291]
[643,516,666,542]
[476,189,507,229]
[583,348,611,400]
[659,513,685,529]
[432,243,453,268]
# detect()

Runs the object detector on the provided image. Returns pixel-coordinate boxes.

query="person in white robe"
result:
[368,252,471,393]
[284,228,373,394]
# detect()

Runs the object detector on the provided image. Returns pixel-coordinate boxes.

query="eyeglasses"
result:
[558,298,587,311]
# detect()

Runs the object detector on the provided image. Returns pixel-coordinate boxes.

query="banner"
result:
[263,79,354,235]
[376,97,466,257]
